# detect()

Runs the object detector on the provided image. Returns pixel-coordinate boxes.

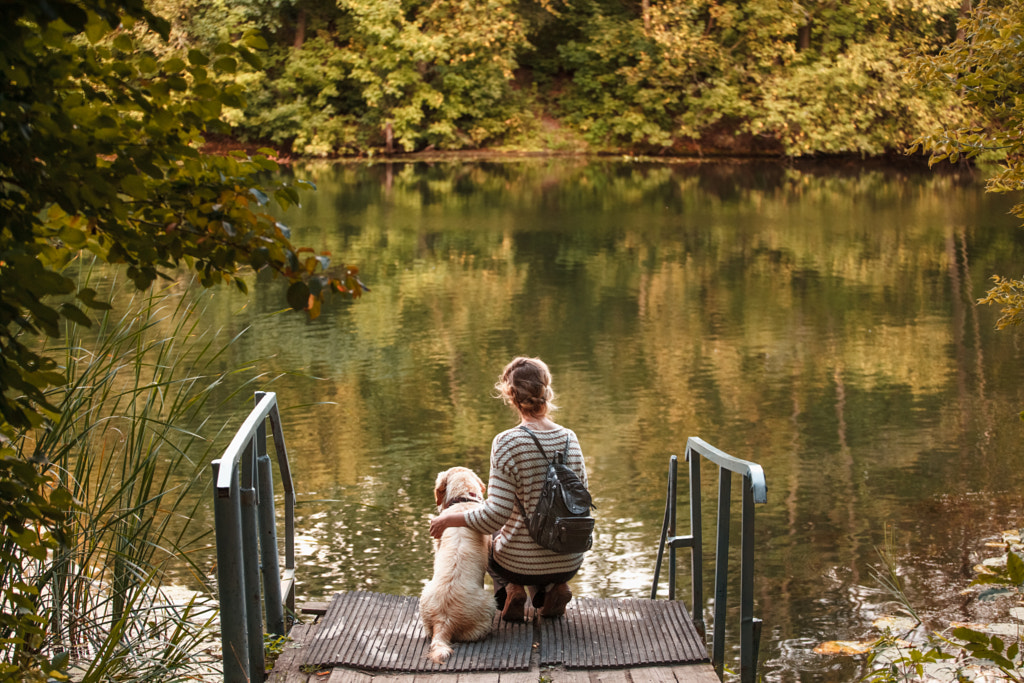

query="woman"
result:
[429,357,589,621]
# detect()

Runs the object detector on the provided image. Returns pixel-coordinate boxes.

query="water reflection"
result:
[196,160,1024,681]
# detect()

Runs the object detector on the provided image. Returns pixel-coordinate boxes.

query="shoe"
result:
[539,582,572,618]
[502,583,527,622]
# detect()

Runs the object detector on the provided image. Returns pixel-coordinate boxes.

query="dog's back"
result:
[420,500,495,663]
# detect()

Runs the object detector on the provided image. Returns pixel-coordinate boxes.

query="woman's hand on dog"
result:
[429,511,466,539]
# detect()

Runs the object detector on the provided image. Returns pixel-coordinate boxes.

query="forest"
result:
[146,0,974,158]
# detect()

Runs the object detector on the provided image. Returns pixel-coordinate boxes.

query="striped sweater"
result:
[463,425,589,577]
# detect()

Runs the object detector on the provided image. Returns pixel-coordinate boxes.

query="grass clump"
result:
[1,276,269,682]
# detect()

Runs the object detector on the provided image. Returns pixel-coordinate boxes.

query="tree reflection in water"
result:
[203,159,1024,682]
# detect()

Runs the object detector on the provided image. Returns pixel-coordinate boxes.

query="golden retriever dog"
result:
[420,466,495,663]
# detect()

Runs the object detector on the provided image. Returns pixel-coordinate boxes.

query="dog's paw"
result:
[427,641,453,663]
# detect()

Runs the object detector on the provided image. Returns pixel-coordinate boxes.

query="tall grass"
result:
[12,276,273,681]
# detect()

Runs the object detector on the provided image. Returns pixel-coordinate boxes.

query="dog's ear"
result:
[434,469,448,508]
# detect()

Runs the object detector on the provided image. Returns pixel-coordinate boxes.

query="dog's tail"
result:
[427,628,454,663]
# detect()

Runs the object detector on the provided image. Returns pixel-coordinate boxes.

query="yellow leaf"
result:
[813,640,875,655]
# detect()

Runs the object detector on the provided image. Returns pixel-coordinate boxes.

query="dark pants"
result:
[488,548,578,609]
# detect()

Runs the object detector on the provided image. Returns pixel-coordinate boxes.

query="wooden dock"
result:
[268,592,720,683]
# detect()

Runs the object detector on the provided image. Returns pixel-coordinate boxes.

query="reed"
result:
[11,276,270,681]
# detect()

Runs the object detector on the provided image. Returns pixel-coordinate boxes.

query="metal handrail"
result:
[651,437,767,683]
[212,391,296,683]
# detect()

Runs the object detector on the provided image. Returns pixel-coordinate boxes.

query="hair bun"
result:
[495,356,557,419]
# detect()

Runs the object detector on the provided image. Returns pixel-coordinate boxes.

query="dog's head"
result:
[434,466,486,510]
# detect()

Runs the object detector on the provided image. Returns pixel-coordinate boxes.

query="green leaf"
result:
[50,651,70,670]
[286,281,310,311]
[59,303,93,328]
[212,57,237,74]
[221,91,244,108]
[77,288,112,311]
[121,174,148,200]
[194,83,218,100]
[243,31,268,50]
[188,49,210,66]
[56,2,89,31]
[113,34,133,52]
[164,57,186,74]
[1006,551,1024,585]
[953,627,990,645]
[58,225,87,248]
[236,46,262,70]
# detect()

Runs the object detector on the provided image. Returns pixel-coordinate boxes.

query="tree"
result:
[0,0,363,436]
[0,1,362,676]
[910,0,1024,330]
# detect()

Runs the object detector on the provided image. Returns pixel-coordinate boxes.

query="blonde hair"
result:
[495,357,558,419]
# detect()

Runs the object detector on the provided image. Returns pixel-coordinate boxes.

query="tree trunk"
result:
[294,7,306,49]
[798,13,811,51]
[641,0,650,32]
[957,0,971,42]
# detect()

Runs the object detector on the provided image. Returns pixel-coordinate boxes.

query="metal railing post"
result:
[213,392,297,682]
[741,473,760,683]
[712,468,731,676]
[263,395,296,616]
[240,434,265,680]
[688,448,704,635]
[212,459,250,683]
[651,437,766,683]
[651,455,677,600]
[259,453,285,635]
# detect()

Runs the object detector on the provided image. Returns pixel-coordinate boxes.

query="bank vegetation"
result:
[148,0,974,158]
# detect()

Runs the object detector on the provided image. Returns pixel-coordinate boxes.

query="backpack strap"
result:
[519,425,552,464]
[519,426,573,465]
[515,425,559,520]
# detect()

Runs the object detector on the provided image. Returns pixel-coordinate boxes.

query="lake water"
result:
[204,158,1024,681]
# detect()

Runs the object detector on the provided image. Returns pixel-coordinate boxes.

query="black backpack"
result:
[515,426,595,554]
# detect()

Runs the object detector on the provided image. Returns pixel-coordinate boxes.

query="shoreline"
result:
[200,134,947,170]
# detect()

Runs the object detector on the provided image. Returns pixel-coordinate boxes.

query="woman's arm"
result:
[429,510,467,539]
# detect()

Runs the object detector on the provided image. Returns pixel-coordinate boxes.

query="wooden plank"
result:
[410,675,449,683]
[549,670,592,683]
[458,673,506,682]
[626,666,678,683]
[397,596,428,672]
[326,669,376,683]
[632,601,660,665]
[589,669,629,683]
[596,599,617,666]
[269,623,316,681]
[497,672,538,683]
[569,601,586,668]
[338,592,391,668]
[304,594,345,666]
[376,594,413,670]
[582,600,602,667]
[476,613,501,671]
[617,601,644,669]
[661,602,706,661]
[667,664,720,683]
[644,602,691,663]
[300,601,330,615]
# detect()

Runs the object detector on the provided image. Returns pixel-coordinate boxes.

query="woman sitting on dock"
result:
[429,356,590,622]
